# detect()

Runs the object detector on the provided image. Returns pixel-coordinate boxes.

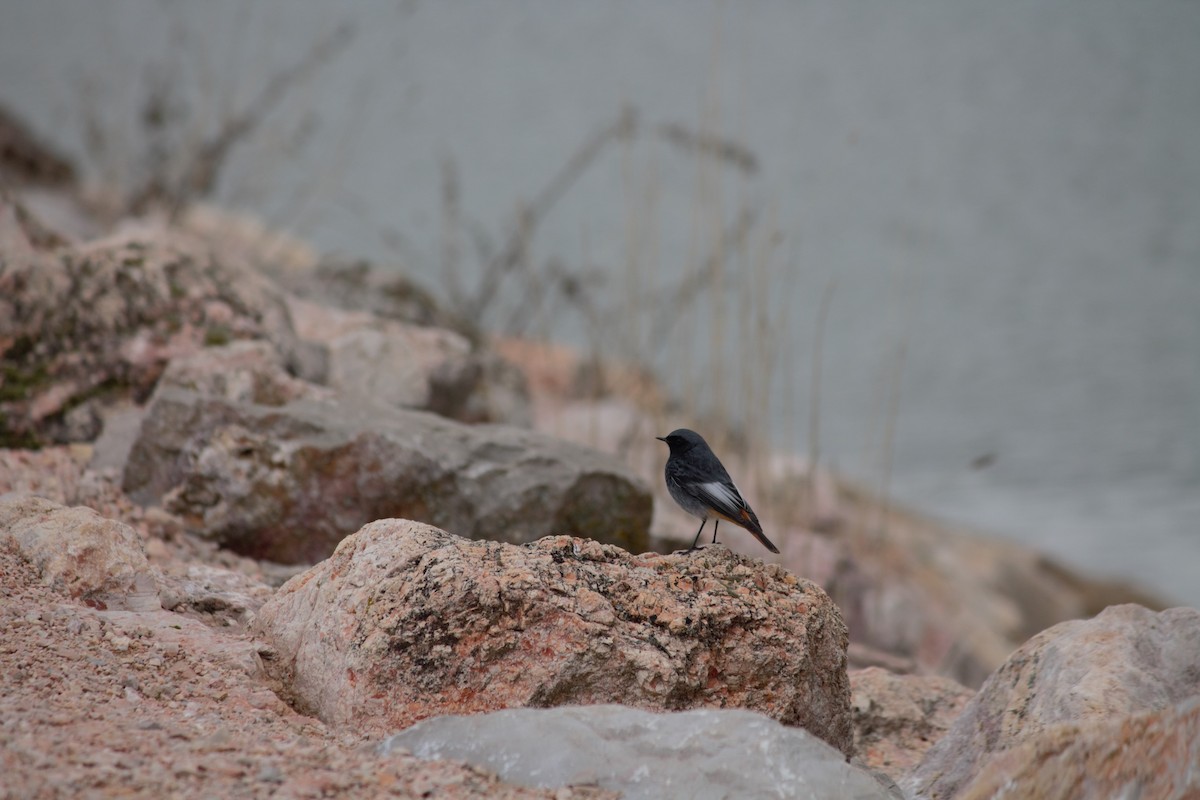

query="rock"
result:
[0,445,92,502]
[157,339,331,407]
[287,295,531,427]
[906,604,1200,799]
[957,696,1200,800]
[426,347,532,428]
[849,667,974,777]
[253,521,854,754]
[155,562,274,628]
[381,705,898,800]
[0,494,158,610]
[0,229,306,447]
[123,385,652,562]
[0,545,585,800]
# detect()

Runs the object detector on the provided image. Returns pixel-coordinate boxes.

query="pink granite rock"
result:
[253,519,854,754]
[0,494,157,610]
[907,604,1200,799]
[849,667,974,777]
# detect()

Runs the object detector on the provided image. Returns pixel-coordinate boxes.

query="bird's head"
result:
[656,428,708,455]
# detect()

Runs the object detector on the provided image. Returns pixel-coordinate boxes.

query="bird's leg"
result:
[712,519,720,545]
[688,519,707,551]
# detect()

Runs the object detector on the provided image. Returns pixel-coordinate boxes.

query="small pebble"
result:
[256,764,284,783]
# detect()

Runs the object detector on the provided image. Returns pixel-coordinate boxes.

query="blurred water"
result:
[2,1,1197,605]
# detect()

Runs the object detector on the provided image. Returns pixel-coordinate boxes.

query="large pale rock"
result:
[123,385,651,562]
[288,295,531,427]
[0,494,157,610]
[381,705,897,800]
[906,604,1200,799]
[958,697,1200,800]
[253,520,854,754]
[0,230,305,447]
[849,667,974,777]
[156,339,330,407]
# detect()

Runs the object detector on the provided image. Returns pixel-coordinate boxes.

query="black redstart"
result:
[657,428,780,554]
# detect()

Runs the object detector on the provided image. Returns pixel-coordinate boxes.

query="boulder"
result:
[906,604,1200,799]
[0,544,591,800]
[0,494,157,610]
[381,705,898,800]
[958,697,1200,800]
[253,520,854,754]
[849,667,974,777]
[123,385,652,563]
[0,229,306,447]
[156,339,330,407]
[287,295,531,427]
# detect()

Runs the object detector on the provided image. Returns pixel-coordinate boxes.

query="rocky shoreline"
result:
[2,141,1198,797]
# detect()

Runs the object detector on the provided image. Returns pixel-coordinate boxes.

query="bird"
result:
[656,428,780,554]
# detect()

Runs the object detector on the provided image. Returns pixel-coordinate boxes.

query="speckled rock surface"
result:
[849,667,974,777]
[958,697,1200,800]
[0,522,613,799]
[0,494,157,610]
[0,229,304,448]
[253,520,853,754]
[906,604,1200,799]
[123,386,652,562]
[287,295,531,427]
[155,339,331,407]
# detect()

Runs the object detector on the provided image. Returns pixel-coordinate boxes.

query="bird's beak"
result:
[656,436,667,442]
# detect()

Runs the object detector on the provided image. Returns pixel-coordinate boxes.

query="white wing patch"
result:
[699,481,743,514]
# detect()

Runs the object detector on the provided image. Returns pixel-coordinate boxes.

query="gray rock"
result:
[156,340,331,407]
[380,705,897,800]
[156,562,273,628]
[122,385,651,562]
[906,604,1200,799]
[287,295,531,427]
[426,348,532,428]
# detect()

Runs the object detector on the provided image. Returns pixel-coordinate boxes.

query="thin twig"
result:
[464,106,638,320]
[809,277,837,490]
[647,204,758,345]
[125,23,355,217]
